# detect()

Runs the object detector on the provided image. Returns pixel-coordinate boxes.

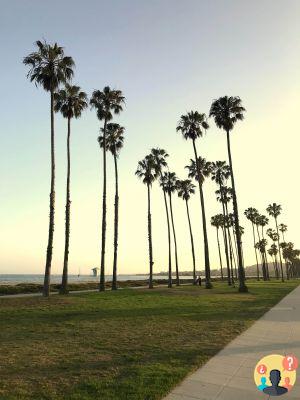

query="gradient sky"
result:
[1,0,300,276]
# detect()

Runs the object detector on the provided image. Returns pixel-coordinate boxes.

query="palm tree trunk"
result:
[162,187,172,288]
[224,202,234,284]
[251,222,260,280]
[112,150,119,290]
[226,131,247,292]
[60,116,71,295]
[147,183,153,289]
[229,229,238,280]
[261,229,270,280]
[216,228,224,280]
[186,200,196,284]
[43,90,55,297]
[275,217,284,282]
[100,118,107,291]
[169,193,179,286]
[192,140,212,289]
[219,189,231,285]
[232,228,239,279]
[274,254,279,279]
[256,225,265,277]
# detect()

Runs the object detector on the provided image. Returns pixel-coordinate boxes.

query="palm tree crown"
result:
[176,179,195,201]
[98,123,125,156]
[186,157,212,184]
[160,172,178,194]
[266,228,279,242]
[279,223,288,234]
[257,215,269,229]
[54,84,88,119]
[135,155,158,186]
[211,161,231,186]
[23,40,74,92]
[150,148,169,172]
[176,111,209,141]
[244,207,259,223]
[211,214,224,229]
[90,86,125,121]
[267,203,282,219]
[209,96,245,132]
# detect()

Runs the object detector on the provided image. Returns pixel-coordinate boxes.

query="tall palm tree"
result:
[211,214,225,281]
[160,172,180,286]
[23,40,74,297]
[98,123,125,290]
[135,155,158,289]
[257,214,270,280]
[279,223,287,242]
[185,157,212,288]
[255,239,268,279]
[266,228,280,279]
[244,207,260,280]
[54,84,88,294]
[216,187,235,282]
[90,87,125,291]
[268,243,279,278]
[211,161,232,285]
[266,203,284,282]
[176,179,197,284]
[150,148,172,288]
[228,212,238,280]
[210,96,247,292]
[177,111,212,288]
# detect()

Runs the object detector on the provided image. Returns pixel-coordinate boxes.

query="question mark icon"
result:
[283,355,298,371]
[287,357,293,371]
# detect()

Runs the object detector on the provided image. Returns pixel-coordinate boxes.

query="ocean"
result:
[0,274,192,285]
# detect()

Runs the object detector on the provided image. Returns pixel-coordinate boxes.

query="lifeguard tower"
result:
[91,267,100,277]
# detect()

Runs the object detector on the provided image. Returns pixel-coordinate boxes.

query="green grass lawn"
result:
[0,280,298,400]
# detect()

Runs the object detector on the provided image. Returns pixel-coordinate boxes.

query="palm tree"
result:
[23,40,74,297]
[266,203,284,281]
[211,161,231,285]
[135,155,158,288]
[90,87,125,291]
[150,148,172,288]
[176,179,197,284]
[268,243,279,278]
[54,84,88,294]
[177,111,212,289]
[255,239,268,279]
[160,172,180,286]
[244,207,260,280]
[98,123,125,290]
[281,242,300,278]
[211,214,225,281]
[266,229,280,279]
[279,223,287,242]
[257,214,270,280]
[210,96,247,292]
[216,187,235,283]
[185,157,212,288]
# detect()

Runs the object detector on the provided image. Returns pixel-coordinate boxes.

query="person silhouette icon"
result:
[258,377,268,391]
[283,377,293,391]
[263,369,288,396]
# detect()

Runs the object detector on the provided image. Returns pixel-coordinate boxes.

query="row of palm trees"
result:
[24,40,298,297]
[243,204,299,281]
[24,40,125,296]
[136,97,248,292]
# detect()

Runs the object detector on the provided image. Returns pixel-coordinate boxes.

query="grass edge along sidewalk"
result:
[0,280,298,400]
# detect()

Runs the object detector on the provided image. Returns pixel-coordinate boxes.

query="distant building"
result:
[91,267,100,277]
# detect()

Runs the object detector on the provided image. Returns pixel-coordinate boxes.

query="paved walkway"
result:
[164,285,300,400]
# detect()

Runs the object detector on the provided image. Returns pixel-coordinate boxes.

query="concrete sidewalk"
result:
[164,285,300,400]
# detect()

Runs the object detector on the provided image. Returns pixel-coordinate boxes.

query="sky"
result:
[1,0,300,276]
